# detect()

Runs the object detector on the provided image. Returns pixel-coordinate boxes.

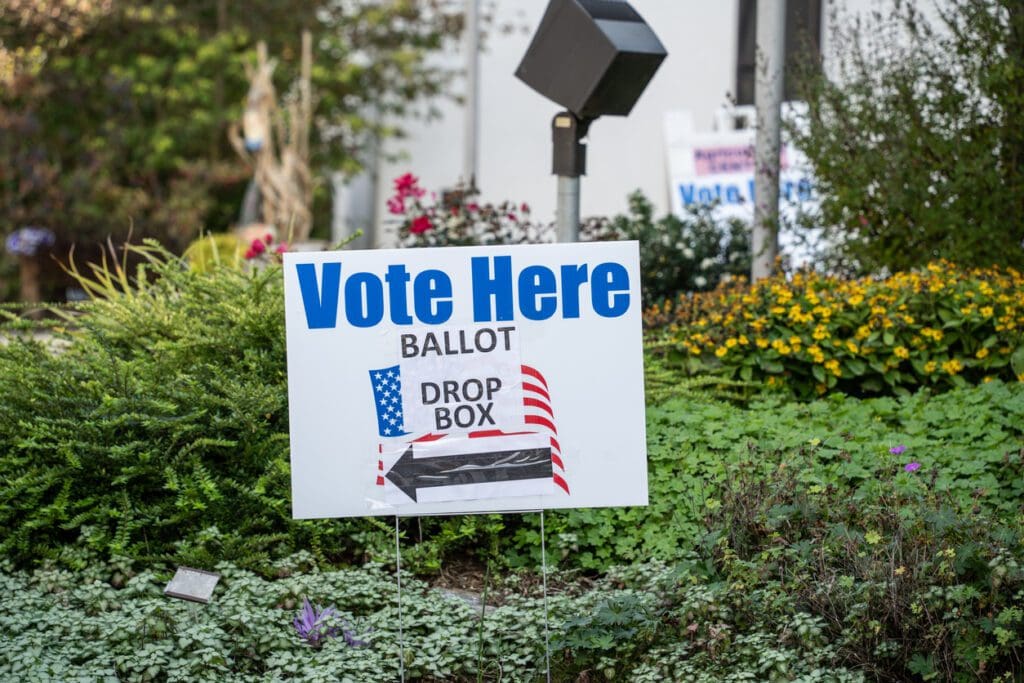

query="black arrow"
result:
[385,445,553,502]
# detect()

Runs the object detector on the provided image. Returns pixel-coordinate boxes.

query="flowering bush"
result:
[646,260,1024,397]
[580,191,750,303]
[388,173,552,247]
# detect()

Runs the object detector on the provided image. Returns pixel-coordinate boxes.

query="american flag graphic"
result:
[368,365,409,437]
[368,364,569,495]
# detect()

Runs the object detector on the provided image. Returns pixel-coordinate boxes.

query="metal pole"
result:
[752,0,786,281]
[394,516,405,683]
[463,0,480,191]
[540,509,552,683]
[556,176,580,242]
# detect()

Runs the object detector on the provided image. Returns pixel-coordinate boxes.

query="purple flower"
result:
[889,445,907,456]
[5,227,55,257]
[293,597,368,648]
[904,462,921,473]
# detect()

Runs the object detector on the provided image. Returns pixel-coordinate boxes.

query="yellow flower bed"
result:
[645,261,1024,397]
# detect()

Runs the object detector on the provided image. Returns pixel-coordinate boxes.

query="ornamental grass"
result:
[645,261,1024,398]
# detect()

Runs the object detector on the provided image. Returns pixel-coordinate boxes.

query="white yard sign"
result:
[283,242,648,518]
[664,107,817,223]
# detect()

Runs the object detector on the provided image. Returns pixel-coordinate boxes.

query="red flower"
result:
[263,233,273,245]
[274,243,289,254]
[520,202,531,213]
[410,215,433,234]
[394,173,417,193]
[244,248,256,259]
[250,238,266,255]
[393,173,425,199]
[387,196,405,215]
[466,202,480,213]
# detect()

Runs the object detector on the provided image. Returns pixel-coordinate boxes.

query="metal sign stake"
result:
[394,515,406,683]
[540,509,552,683]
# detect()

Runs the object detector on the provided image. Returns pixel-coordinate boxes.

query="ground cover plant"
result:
[646,260,1024,398]
[2,443,1021,681]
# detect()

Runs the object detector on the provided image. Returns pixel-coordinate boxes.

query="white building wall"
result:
[360,0,916,246]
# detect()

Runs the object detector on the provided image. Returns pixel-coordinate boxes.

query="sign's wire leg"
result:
[395,515,406,683]
[540,509,552,683]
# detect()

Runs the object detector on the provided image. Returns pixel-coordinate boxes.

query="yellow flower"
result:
[983,376,994,383]
[770,306,786,316]
[855,325,871,340]
[738,334,749,346]
[824,359,841,377]
[846,341,859,354]
[812,325,829,341]
[942,358,963,375]
[894,566,906,576]
[725,337,738,349]
[893,346,910,360]
[924,360,937,374]
[980,306,994,317]
[755,337,769,349]
[848,294,864,306]
[715,346,728,358]
[976,348,989,359]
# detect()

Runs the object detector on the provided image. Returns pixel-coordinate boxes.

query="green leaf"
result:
[1011,346,1024,377]
[812,364,826,384]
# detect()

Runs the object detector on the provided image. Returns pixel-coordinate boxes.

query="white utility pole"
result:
[752,0,786,280]
[463,0,480,191]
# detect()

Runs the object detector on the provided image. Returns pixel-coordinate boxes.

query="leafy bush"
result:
[0,243,365,569]
[507,379,1024,572]
[789,0,1024,273]
[646,260,1024,398]
[581,191,751,303]
[699,447,1024,682]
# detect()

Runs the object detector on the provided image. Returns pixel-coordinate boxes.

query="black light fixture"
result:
[516,0,667,240]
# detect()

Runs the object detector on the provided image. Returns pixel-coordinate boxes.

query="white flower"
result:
[700,257,716,270]
[681,246,695,259]
[694,276,707,288]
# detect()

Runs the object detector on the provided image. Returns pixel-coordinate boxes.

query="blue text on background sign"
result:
[296,255,631,329]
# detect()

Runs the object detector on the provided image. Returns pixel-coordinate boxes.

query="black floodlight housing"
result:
[515,0,667,120]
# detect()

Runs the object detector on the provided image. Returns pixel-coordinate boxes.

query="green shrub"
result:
[700,447,1024,682]
[581,191,751,304]
[506,379,1024,572]
[790,0,1024,273]
[0,244,367,569]
[646,260,1024,398]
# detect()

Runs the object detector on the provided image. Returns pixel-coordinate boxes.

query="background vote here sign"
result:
[283,242,648,519]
